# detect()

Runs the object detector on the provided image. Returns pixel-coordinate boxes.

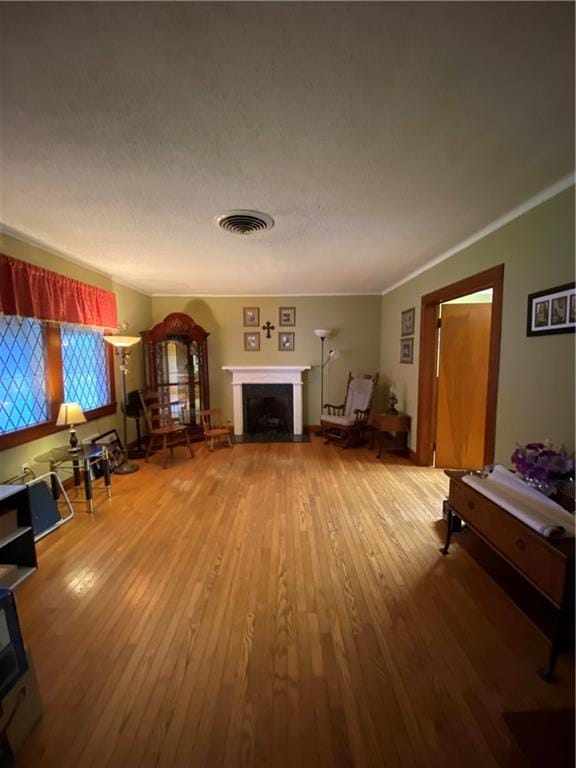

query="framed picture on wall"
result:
[400,337,413,364]
[401,307,415,337]
[279,306,296,326]
[243,307,260,327]
[278,332,295,351]
[244,332,260,351]
[527,283,575,336]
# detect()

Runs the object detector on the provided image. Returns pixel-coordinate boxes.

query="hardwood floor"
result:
[15,438,573,767]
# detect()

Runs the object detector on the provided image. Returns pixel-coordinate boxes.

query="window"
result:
[0,316,49,434]
[61,325,110,410]
[0,316,115,447]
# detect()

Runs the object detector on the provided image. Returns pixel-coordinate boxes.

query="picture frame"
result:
[278,332,295,351]
[526,283,575,336]
[279,306,296,326]
[91,428,125,472]
[400,337,413,364]
[244,332,260,351]
[401,307,415,337]
[243,307,260,327]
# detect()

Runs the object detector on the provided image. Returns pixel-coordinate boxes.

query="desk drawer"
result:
[449,482,567,605]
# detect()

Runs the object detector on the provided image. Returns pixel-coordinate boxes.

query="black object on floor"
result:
[503,708,574,767]
[231,433,310,444]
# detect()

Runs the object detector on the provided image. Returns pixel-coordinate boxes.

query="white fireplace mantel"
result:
[222,366,311,435]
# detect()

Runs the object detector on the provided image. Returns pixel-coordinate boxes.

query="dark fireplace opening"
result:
[242,383,293,435]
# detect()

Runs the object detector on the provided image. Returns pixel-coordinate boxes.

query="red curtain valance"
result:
[0,254,118,329]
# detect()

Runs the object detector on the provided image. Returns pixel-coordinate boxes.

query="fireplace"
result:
[243,384,293,435]
[222,366,311,435]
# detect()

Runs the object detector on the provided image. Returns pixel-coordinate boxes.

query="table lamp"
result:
[103,334,141,475]
[56,402,87,452]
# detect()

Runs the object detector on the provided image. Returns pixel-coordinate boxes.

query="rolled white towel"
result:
[463,465,574,539]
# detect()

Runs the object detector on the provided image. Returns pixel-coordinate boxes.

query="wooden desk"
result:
[371,412,411,457]
[443,470,574,681]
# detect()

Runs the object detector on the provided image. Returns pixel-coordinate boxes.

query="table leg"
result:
[72,458,81,488]
[441,507,454,555]
[102,451,112,499]
[83,458,94,514]
[49,461,60,500]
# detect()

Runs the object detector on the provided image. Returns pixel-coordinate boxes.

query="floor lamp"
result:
[314,328,331,432]
[103,335,141,475]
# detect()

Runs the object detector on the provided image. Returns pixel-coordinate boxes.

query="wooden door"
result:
[435,303,492,469]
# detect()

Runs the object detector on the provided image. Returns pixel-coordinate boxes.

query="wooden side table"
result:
[371,412,411,458]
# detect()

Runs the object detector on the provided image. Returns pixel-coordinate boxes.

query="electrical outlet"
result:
[20,462,30,475]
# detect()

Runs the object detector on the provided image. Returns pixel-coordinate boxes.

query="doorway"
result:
[416,264,504,467]
[435,291,492,468]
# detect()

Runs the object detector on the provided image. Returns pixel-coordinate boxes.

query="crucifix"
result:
[262,321,275,339]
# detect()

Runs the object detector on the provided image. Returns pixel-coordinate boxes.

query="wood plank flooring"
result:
[15,437,573,767]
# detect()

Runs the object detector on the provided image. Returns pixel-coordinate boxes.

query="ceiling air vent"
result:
[216,210,274,235]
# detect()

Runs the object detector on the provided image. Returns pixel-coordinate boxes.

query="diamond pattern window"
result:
[0,316,49,434]
[62,325,110,411]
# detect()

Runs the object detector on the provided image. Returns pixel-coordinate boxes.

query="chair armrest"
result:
[323,403,345,416]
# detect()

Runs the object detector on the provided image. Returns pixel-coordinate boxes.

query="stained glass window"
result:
[0,316,49,434]
[61,325,109,410]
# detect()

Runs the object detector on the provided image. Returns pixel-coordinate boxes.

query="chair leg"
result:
[210,436,214,452]
[162,435,168,469]
[145,435,154,462]
[185,431,194,458]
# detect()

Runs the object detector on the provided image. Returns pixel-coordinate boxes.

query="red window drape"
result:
[0,254,118,329]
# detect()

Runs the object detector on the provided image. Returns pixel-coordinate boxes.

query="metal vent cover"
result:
[216,210,275,235]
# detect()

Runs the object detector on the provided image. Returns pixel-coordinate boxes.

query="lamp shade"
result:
[314,329,331,339]
[103,335,141,348]
[56,402,86,426]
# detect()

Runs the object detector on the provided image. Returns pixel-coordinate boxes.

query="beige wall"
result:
[0,233,152,480]
[380,186,575,463]
[151,295,382,425]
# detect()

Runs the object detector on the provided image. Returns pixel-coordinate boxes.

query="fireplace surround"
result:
[222,366,311,435]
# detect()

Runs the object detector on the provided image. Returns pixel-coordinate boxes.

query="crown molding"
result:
[381,174,575,296]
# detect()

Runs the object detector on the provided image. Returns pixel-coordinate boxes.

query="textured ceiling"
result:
[0,2,574,296]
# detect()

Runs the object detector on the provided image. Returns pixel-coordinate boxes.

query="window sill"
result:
[0,403,117,452]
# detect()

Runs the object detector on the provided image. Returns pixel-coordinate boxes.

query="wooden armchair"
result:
[321,372,379,447]
[200,409,233,451]
[139,391,194,469]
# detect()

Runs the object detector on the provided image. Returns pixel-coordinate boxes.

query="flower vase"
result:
[522,475,557,498]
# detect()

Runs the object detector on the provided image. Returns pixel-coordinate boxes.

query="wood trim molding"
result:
[415,264,505,467]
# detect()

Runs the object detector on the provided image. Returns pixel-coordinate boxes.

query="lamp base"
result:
[113,462,140,475]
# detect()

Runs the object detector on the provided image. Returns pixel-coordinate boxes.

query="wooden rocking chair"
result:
[321,372,379,447]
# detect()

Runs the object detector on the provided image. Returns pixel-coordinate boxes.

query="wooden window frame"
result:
[0,324,116,452]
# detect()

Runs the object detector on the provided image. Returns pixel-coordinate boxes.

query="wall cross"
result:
[262,321,275,339]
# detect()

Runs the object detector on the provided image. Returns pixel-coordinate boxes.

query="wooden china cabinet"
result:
[141,313,210,441]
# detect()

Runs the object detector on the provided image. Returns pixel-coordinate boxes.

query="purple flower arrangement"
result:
[511,442,575,484]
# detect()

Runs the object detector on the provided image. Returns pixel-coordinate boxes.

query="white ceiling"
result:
[0,2,574,296]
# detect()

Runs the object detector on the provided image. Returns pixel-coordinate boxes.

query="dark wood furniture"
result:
[141,313,210,442]
[0,485,37,589]
[371,412,410,457]
[443,470,574,681]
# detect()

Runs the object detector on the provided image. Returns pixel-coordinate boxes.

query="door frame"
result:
[415,264,504,466]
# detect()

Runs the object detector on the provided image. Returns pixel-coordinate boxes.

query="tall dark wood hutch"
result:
[141,313,210,441]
